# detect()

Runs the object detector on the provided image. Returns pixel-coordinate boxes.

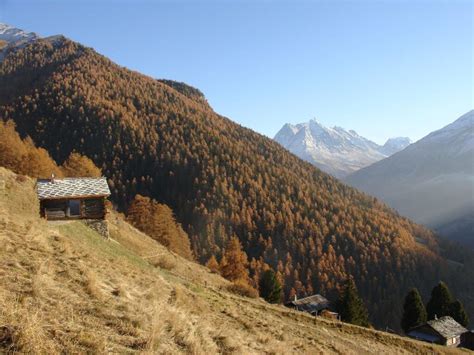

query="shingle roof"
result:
[427,316,467,339]
[36,177,111,200]
[287,294,329,307]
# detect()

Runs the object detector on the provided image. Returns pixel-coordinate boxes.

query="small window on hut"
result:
[69,200,81,216]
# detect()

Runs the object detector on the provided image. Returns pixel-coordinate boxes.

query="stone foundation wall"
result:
[81,219,109,239]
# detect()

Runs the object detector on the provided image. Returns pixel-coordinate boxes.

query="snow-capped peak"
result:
[0,23,41,62]
[381,137,411,155]
[0,23,39,45]
[274,117,411,178]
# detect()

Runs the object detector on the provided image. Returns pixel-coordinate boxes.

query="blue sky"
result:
[1,0,472,144]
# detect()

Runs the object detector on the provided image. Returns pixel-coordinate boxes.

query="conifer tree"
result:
[127,194,193,260]
[206,255,220,273]
[450,300,469,327]
[337,278,369,327]
[22,145,63,178]
[127,195,152,232]
[259,269,282,304]
[62,152,102,177]
[0,120,62,178]
[426,281,453,320]
[401,288,427,333]
[219,236,249,282]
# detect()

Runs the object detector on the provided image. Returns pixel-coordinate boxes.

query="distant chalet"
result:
[37,176,110,220]
[285,294,338,319]
[407,316,468,347]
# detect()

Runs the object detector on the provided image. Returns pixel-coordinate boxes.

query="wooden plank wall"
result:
[83,198,105,219]
[42,200,67,219]
[41,198,105,220]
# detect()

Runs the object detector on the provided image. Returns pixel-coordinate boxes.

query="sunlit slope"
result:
[0,167,462,354]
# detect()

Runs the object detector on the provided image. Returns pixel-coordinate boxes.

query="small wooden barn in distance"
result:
[36,176,111,220]
[407,316,468,347]
[284,294,335,317]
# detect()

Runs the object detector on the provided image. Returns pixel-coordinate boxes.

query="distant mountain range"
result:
[346,110,474,248]
[274,119,410,178]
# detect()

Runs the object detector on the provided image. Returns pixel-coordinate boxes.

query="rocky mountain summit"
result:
[274,119,410,178]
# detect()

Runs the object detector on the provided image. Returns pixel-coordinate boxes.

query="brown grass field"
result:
[0,167,468,354]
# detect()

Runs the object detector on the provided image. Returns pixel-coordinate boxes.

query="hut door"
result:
[69,200,81,217]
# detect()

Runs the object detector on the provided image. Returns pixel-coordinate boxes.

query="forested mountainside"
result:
[0,37,472,328]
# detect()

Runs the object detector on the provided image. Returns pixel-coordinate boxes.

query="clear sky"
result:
[1,0,472,144]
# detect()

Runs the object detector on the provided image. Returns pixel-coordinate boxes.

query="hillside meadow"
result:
[0,167,465,354]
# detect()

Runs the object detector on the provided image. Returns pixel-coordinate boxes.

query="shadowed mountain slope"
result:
[347,111,474,248]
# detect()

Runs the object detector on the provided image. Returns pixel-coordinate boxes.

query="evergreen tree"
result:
[401,288,427,333]
[337,278,369,327]
[259,269,282,304]
[450,300,469,327]
[426,281,453,320]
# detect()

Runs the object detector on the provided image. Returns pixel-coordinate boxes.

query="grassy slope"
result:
[0,167,465,354]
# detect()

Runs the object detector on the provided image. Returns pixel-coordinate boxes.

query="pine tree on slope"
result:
[426,281,453,320]
[259,269,283,304]
[337,278,370,327]
[401,288,427,333]
[450,300,469,327]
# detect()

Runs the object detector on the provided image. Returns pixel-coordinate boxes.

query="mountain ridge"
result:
[0,23,39,45]
[274,118,410,178]
[381,137,412,155]
[0,23,40,61]
[346,110,474,248]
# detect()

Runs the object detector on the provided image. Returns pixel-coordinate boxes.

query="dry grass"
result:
[0,167,466,354]
[226,280,259,298]
[151,255,177,270]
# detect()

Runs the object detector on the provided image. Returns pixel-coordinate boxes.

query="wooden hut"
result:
[284,294,336,317]
[407,316,468,347]
[36,176,110,220]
